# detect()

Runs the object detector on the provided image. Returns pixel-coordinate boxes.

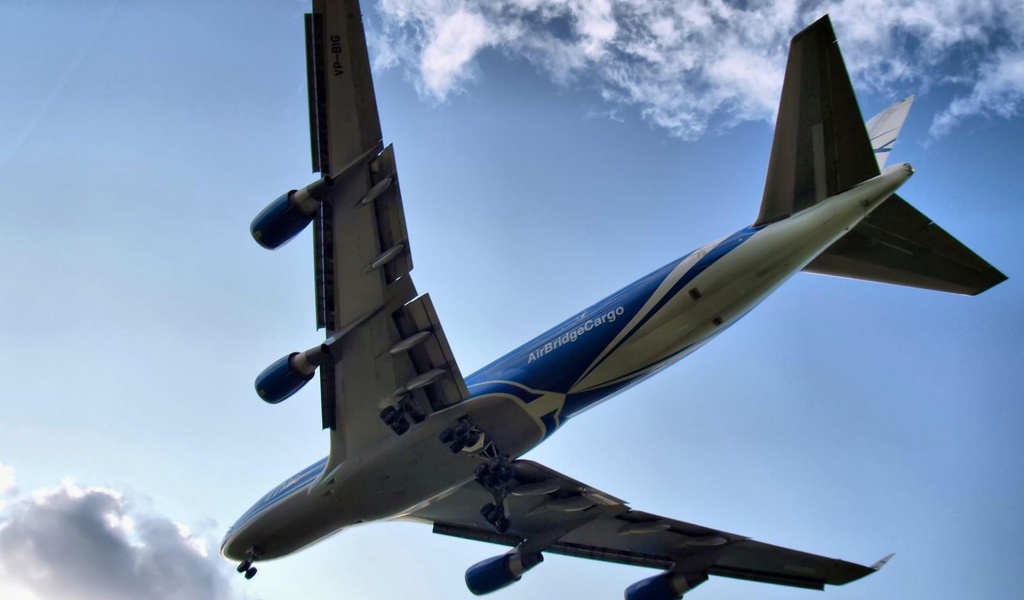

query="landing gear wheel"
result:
[454,417,473,436]
[440,428,455,444]
[380,406,398,424]
[391,419,410,435]
[237,547,262,579]
[495,517,511,534]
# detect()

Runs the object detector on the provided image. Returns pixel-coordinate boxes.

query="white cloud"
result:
[0,463,15,512]
[420,8,496,98]
[0,464,15,496]
[369,0,1024,139]
[0,476,248,600]
[930,48,1024,137]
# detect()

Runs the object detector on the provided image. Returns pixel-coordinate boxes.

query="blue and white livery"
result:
[223,5,1005,599]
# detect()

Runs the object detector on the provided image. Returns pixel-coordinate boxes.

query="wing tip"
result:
[871,553,895,571]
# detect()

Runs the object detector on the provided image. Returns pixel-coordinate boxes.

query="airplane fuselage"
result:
[222,163,914,563]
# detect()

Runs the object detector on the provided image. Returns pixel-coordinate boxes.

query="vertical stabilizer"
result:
[755,16,879,226]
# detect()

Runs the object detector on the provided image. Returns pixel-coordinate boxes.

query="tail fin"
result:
[755,15,879,227]
[758,15,1006,295]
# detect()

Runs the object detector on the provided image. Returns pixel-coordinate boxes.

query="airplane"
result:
[221,1,1006,598]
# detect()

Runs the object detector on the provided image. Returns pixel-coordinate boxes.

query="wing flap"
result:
[433,522,675,570]
[391,293,469,415]
[369,145,414,283]
[804,193,1007,295]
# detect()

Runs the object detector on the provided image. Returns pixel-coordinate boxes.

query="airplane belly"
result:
[222,488,346,560]
[569,178,903,399]
[224,394,543,562]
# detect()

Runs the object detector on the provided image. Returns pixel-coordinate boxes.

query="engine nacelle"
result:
[255,348,324,404]
[624,571,708,600]
[250,179,330,249]
[465,552,543,596]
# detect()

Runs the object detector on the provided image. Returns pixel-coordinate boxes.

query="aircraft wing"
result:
[410,460,887,591]
[304,0,469,471]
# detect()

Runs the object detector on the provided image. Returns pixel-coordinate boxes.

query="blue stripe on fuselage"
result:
[467,226,759,427]
[464,256,686,395]
[581,226,759,379]
[465,381,544,403]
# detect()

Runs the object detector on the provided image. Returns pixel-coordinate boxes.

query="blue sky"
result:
[0,0,1021,599]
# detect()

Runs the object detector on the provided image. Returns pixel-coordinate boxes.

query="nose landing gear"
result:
[236,548,262,580]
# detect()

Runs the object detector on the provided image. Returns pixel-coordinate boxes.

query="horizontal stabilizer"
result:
[866,96,914,169]
[804,194,1007,295]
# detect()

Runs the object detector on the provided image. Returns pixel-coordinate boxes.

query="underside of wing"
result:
[409,460,887,597]
[253,0,469,481]
[310,1,469,469]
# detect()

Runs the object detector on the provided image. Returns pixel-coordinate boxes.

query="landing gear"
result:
[439,417,482,453]
[480,502,511,533]
[474,454,519,534]
[236,548,262,580]
[380,405,410,435]
[475,457,516,488]
[476,456,517,533]
[439,416,517,534]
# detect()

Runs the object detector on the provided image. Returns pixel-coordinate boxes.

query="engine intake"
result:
[250,178,331,249]
[625,571,708,600]
[465,552,543,596]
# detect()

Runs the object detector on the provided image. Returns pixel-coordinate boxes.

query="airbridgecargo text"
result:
[528,307,625,363]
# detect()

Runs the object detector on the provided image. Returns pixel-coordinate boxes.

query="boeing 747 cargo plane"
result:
[222,2,1006,598]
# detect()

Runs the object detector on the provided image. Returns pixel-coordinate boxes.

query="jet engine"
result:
[250,178,331,249]
[255,347,325,404]
[624,571,708,600]
[464,551,543,596]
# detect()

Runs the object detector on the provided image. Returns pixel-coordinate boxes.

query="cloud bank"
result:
[369,0,1024,139]
[0,464,246,600]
